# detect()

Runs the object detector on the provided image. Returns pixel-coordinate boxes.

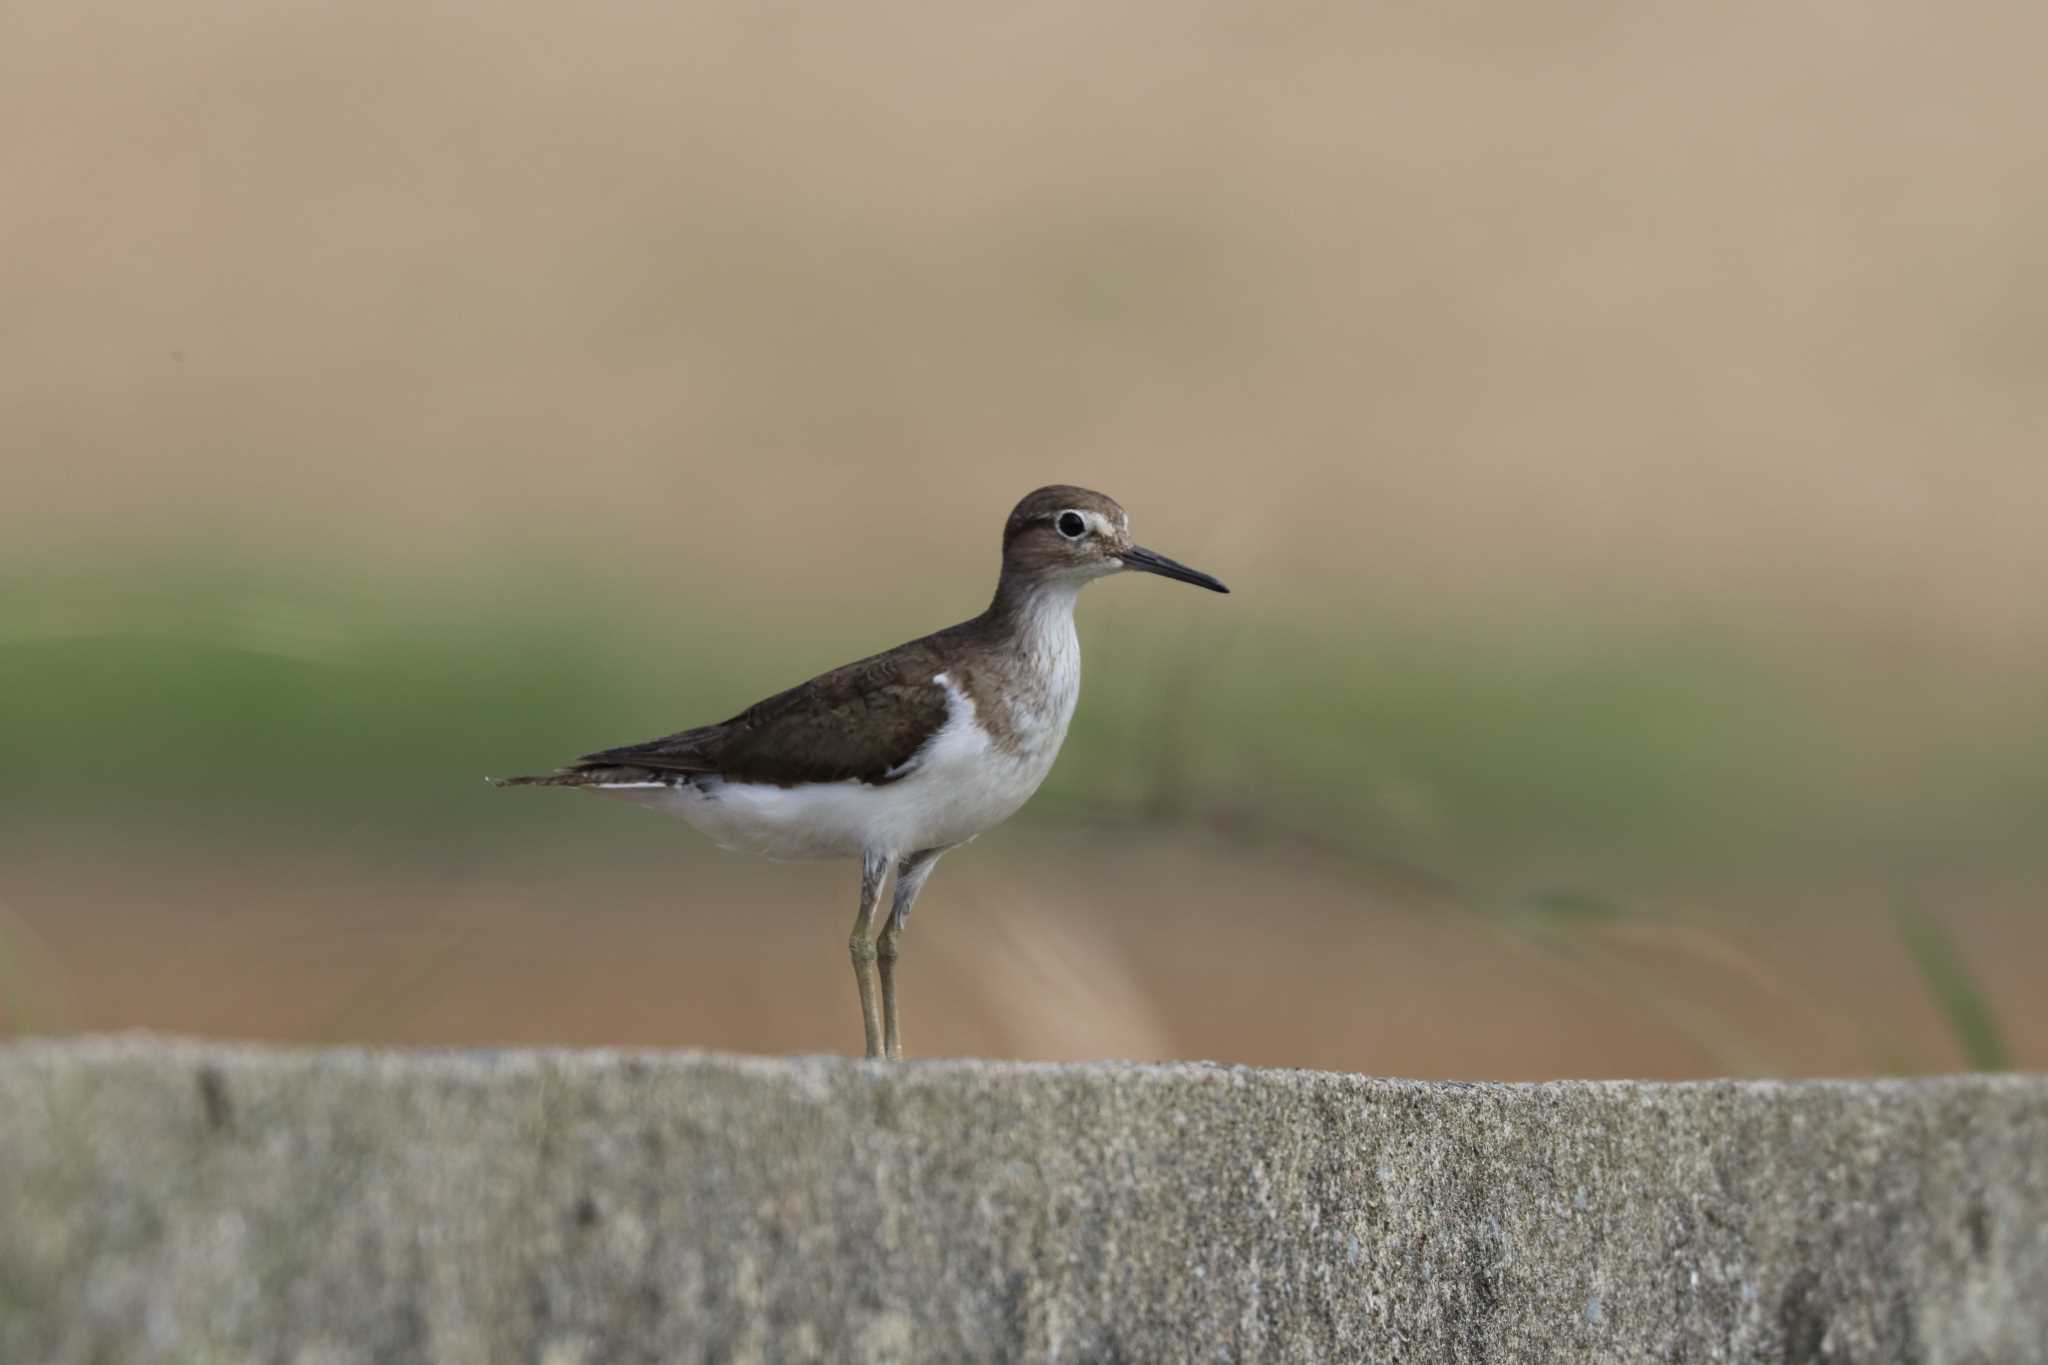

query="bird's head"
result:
[1000,485,1229,595]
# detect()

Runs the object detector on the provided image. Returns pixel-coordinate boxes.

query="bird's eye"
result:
[1056,511,1088,539]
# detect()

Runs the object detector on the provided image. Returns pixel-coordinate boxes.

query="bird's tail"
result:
[486,772,592,789]
[486,765,670,789]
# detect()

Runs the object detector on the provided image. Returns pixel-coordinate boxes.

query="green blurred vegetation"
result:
[8,560,2045,894]
[1898,908,2012,1071]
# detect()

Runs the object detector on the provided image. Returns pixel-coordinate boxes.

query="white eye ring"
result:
[1055,510,1088,539]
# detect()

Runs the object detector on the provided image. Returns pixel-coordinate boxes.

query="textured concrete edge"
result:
[5,1034,2046,1365]
[7,1029,2037,1094]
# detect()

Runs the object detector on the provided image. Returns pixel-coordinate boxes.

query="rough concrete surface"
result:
[0,1038,2042,1364]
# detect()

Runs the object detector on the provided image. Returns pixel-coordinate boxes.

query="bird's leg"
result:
[878,848,945,1061]
[849,850,890,1059]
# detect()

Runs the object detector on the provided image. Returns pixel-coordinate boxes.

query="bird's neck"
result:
[987,574,1083,656]
[974,575,1084,756]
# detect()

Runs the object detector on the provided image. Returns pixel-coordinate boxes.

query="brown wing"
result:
[569,634,956,788]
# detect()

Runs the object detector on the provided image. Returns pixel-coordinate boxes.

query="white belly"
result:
[590,669,1074,861]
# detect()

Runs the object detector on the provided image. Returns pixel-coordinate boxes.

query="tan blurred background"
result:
[4,0,2043,1077]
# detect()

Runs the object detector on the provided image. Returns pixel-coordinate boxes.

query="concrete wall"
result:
[1,1036,2042,1363]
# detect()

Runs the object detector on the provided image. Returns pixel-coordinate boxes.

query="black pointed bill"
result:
[1119,544,1230,593]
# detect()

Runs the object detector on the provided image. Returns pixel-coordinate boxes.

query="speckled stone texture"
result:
[1,1038,2042,1363]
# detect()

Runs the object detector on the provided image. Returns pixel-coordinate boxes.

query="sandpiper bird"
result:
[492,485,1228,1059]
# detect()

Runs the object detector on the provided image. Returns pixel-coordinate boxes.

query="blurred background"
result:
[4,0,2043,1077]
